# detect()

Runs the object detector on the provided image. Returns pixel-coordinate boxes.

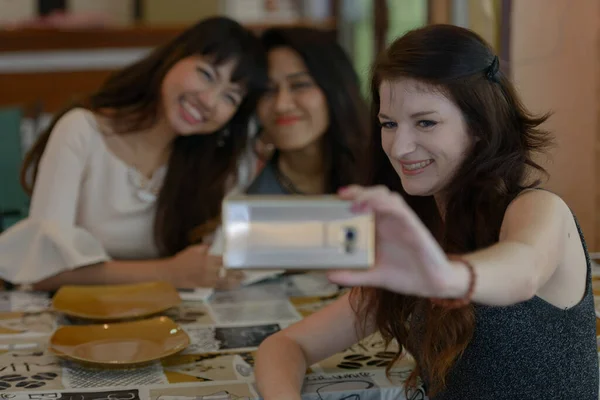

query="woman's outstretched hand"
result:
[327,185,470,299]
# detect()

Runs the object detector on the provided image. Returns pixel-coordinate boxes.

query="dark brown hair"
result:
[21,17,267,256]
[351,24,553,395]
[260,27,371,190]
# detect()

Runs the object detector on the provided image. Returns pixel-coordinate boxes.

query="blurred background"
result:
[0,0,596,251]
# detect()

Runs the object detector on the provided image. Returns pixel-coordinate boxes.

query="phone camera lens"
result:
[344,227,356,254]
[345,227,356,241]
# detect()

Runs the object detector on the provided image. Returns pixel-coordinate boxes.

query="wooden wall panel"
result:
[0,21,336,114]
[0,27,180,51]
[0,20,336,52]
[0,70,113,113]
[511,0,599,249]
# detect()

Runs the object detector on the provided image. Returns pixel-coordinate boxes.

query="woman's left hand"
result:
[327,185,470,298]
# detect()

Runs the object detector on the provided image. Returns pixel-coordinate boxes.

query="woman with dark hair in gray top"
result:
[247,27,371,195]
[254,25,599,400]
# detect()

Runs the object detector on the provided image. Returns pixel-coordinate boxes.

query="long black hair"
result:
[21,17,268,255]
[260,27,371,191]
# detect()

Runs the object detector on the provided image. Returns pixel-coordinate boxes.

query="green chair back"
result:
[0,107,29,231]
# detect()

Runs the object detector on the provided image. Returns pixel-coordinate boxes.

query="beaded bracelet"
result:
[430,256,476,309]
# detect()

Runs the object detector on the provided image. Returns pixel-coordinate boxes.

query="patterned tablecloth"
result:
[3,269,600,400]
[0,274,426,400]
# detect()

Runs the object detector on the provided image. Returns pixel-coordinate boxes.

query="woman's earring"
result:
[266,143,275,152]
[254,136,275,160]
[217,128,230,147]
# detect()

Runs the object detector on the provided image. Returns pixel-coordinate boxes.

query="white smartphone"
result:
[222,195,375,270]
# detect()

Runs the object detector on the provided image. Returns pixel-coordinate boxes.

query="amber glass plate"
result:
[49,316,190,367]
[52,282,181,321]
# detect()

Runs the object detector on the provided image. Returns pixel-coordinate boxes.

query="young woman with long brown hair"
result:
[0,17,267,291]
[254,25,598,399]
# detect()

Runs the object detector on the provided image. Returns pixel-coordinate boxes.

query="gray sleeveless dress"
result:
[413,215,599,399]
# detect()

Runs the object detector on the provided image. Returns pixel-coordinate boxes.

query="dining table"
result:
[0,273,426,400]
[2,268,600,400]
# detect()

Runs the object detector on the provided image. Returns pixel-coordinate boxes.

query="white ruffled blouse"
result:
[0,108,256,284]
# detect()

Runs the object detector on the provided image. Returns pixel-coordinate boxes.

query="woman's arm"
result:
[31,245,236,291]
[330,186,584,308]
[32,259,176,291]
[255,292,376,400]
[445,189,583,307]
[28,109,90,223]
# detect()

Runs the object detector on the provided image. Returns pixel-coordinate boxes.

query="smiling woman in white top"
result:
[0,17,267,291]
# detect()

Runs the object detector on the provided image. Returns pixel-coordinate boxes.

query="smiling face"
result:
[378,79,474,197]
[161,55,245,136]
[257,47,329,151]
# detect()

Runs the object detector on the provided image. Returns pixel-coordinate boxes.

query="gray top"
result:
[414,214,599,399]
[246,160,290,195]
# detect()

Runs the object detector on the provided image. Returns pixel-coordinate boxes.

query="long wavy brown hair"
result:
[350,24,553,396]
[20,17,267,256]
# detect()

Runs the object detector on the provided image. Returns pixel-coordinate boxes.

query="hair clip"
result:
[485,56,500,82]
